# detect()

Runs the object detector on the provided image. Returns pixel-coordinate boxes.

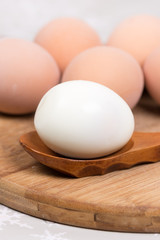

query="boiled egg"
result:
[34,80,134,159]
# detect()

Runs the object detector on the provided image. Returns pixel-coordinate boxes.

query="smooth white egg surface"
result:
[34,80,134,159]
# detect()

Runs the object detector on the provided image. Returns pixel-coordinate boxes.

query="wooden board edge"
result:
[0,186,160,233]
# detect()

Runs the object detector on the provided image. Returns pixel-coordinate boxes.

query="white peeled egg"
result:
[34,80,134,159]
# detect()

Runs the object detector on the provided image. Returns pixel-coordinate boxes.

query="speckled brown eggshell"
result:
[0,38,60,115]
[62,46,144,109]
[34,17,101,72]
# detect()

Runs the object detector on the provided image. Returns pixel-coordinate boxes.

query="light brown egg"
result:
[34,17,101,72]
[107,15,160,65]
[143,48,160,104]
[62,46,144,109]
[0,38,60,115]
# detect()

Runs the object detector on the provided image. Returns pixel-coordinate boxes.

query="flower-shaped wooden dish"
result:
[20,131,160,178]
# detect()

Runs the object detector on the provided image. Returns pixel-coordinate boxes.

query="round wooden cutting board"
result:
[0,93,160,233]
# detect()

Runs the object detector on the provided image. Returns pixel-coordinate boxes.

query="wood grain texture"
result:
[0,93,160,233]
[20,131,160,178]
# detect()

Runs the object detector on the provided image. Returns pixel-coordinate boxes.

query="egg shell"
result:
[107,15,160,65]
[0,38,60,115]
[34,80,134,159]
[143,48,160,104]
[62,46,144,109]
[34,17,101,72]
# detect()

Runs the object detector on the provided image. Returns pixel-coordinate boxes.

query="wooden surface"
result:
[0,93,160,233]
[20,131,160,178]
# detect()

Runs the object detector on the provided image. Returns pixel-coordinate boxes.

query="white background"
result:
[0,0,160,43]
[0,0,160,239]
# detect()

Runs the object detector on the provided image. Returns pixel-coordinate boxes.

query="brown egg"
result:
[62,46,144,109]
[34,17,101,72]
[107,15,160,65]
[0,38,60,115]
[143,48,160,104]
